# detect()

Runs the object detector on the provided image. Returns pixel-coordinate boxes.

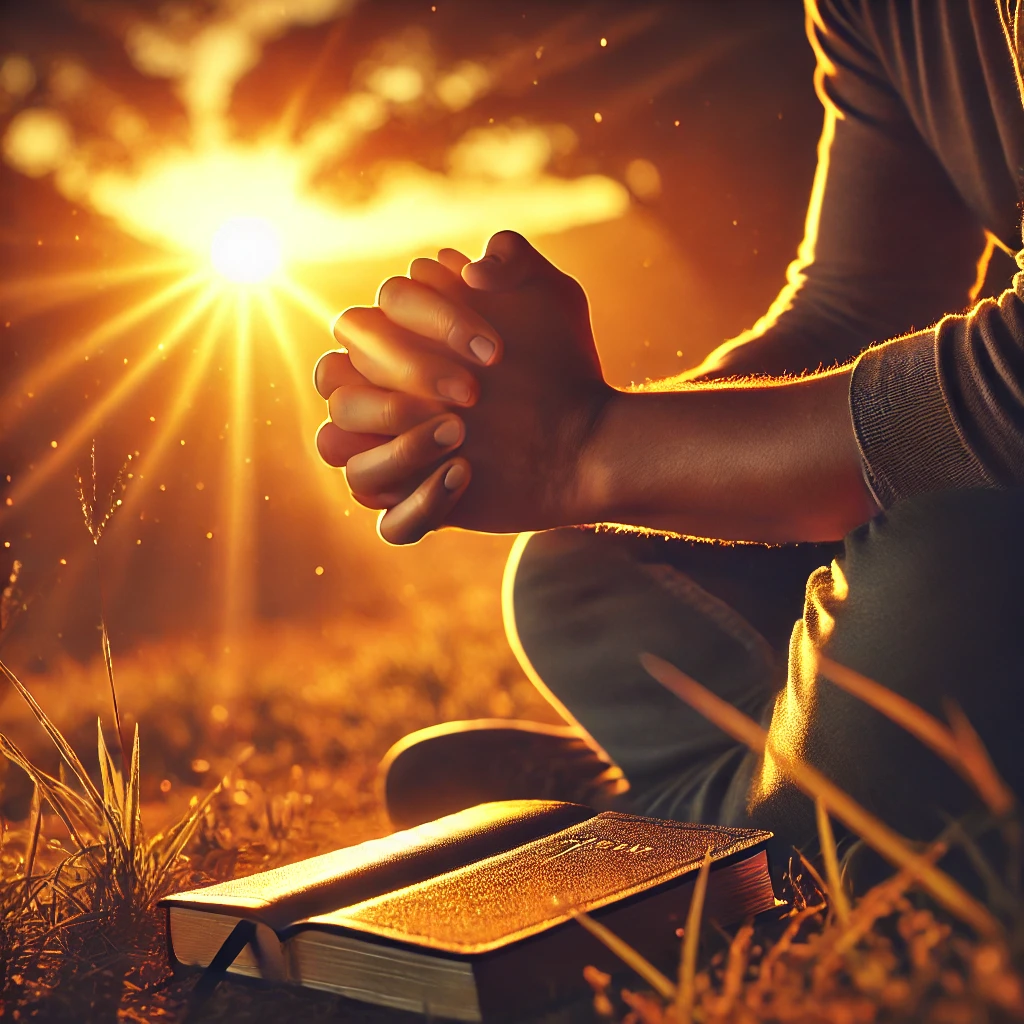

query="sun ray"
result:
[220,290,257,639]
[273,274,338,333]
[99,296,230,598]
[0,270,210,435]
[256,288,327,425]
[273,18,347,144]
[2,283,220,517]
[0,256,187,310]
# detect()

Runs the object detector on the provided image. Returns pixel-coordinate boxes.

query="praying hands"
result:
[314,231,875,546]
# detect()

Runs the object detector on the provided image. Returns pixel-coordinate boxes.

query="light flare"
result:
[210,216,283,284]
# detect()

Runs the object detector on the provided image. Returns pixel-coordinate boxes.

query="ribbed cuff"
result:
[849,330,993,509]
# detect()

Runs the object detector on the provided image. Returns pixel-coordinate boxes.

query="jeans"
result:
[505,489,1024,862]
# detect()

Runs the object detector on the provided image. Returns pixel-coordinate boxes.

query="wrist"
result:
[562,384,627,525]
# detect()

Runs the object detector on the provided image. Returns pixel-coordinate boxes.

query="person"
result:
[312,0,1024,866]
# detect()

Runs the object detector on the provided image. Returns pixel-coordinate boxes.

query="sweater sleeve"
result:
[697,0,988,379]
[851,270,1024,506]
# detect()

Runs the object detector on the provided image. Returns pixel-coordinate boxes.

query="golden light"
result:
[0,4,635,641]
[210,215,283,284]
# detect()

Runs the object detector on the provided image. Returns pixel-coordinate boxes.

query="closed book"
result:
[163,800,775,1020]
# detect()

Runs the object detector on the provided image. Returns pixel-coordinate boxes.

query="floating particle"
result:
[205,531,213,539]
[593,112,603,123]
[49,440,57,448]
[600,37,608,47]
[159,779,171,793]
[210,704,229,723]
[58,558,66,565]
[191,758,210,774]
[315,565,325,576]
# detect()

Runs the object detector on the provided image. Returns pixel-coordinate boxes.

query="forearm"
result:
[574,367,879,543]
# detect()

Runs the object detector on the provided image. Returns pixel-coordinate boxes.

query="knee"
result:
[502,529,608,638]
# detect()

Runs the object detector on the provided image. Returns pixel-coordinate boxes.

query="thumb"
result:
[462,231,553,292]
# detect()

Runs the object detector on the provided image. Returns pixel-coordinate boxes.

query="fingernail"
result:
[444,464,466,491]
[469,335,495,365]
[437,377,472,404]
[433,419,462,447]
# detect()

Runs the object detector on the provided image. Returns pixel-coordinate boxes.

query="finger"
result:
[462,230,551,291]
[316,420,388,468]
[377,458,471,545]
[409,257,468,302]
[376,276,502,367]
[438,248,471,275]
[333,306,479,406]
[328,385,445,435]
[345,414,464,496]
[314,349,367,400]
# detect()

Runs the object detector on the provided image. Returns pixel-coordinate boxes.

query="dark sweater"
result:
[715,0,1024,507]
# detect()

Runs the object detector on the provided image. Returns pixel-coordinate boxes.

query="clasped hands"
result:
[314,231,613,544]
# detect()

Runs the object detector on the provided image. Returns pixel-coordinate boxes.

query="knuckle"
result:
[381,393,399,433]
[433,306,459,345]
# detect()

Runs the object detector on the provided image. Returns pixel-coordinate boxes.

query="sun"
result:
[210,215,283,284]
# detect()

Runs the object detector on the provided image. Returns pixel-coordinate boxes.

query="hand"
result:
[314,232,613,544]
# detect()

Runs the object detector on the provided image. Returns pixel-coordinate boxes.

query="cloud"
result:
[2,0,630,266]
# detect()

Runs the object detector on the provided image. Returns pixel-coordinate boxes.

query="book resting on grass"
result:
[162,800,775,1020]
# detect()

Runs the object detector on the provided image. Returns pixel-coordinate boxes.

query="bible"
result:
[163,800,775,1020]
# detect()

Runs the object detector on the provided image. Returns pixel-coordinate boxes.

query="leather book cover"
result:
[303,812,771,954]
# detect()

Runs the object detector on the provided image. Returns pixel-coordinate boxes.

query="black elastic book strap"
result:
[183,919,257,1022]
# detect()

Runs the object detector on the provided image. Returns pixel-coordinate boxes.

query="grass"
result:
[4,627,1024,1023]
[2,459,1024,1020]
[571,657,1024,1023]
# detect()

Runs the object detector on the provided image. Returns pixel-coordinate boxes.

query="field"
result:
[4,547,1024,1022]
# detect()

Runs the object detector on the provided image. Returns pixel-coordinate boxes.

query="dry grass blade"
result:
[0,733,98,868]
[676,845,711,1023]
[815,797,850,926]
[0,657,127,855]
[570,909,677,1000]
[640,652,1003,939]
[24,784,42,891]
[816,654,960,763]
[715,919,754,1017]
[101,618,129,779]
[754,903,825,996]
[817,654,1014,818]
[943,699,1015,817]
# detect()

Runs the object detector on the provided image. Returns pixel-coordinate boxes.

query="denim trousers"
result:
[505,489,1024,864]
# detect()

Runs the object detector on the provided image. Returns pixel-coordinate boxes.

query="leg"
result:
[751,488,1024,851]
[504,528,835,822]
[381,528,831,828]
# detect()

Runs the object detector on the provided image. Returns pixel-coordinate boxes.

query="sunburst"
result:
[0,2,631,642]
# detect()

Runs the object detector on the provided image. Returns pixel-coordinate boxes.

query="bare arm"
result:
[316,235,876,545]
[574,368,876,543]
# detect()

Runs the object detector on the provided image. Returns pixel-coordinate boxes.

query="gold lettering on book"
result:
[542,836,654,863]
